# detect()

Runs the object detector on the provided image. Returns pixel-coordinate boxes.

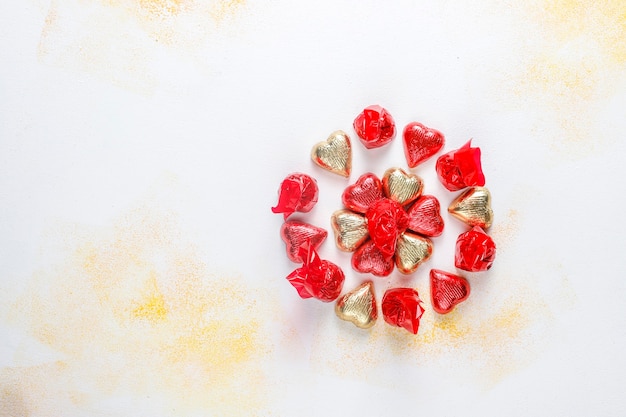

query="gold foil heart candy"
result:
[448,186,493,229]
[382,167,423,206]
[335,281,377,329]
[330,210,369,251]
[395,232,433,274]
[311,130,352,177]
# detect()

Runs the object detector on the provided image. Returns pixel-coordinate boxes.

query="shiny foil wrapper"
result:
[430,269,470,314]
[330,210,369,252]
[395,232,433,274]
[448,186,493,229]
[382,167,423,206]
[335,281,378,329]
[280,221,328,263]
[311,130,352,177]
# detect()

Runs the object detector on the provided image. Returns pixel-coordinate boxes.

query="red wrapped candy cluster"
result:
[272,104,497,336]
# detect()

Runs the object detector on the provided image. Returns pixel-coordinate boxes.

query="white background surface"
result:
[1,1,626,416]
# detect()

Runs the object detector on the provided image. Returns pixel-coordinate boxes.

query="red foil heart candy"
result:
[280,221,328,263]
[455,226,496,272]
[381,288,425,334]
[430,269,470,314]
[271,173,319,219]
[342,172,384,214]
[435,140,485,191]
[352,240,395,277]
[365,198,409,258]
[405,195,444,237]
[287,245,345,302]
[353,105,396,149]
[402,122,445,168]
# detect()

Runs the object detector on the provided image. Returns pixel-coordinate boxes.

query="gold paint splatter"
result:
[2,205,270,415]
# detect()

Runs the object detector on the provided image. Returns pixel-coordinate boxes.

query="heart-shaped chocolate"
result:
[406,195,445,237]
[351,240,394,277]
[395,232,433,274]
[280,221,328,263]
[430,269,470,314]
[342,172,384,214]
[330,210,369,252]
[403,122,445,168]
[382,167,423,206]
[311,130,352,177]
[335,281,377,329]
[448,186,493,229]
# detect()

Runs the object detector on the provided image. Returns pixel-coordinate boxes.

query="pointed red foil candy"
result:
[351,240,395,277]
[402,122,445,168]
[365,198,408,258]
[381,288,425,334]
[455,226,496,272]
[342,172,384,214]
[406,195,444,237]
[435,140,485,191]
[353,105,396,149]
[271,173,319,219]
[286,245,345,302]
[430,269,470,314]
[280,221,328,263]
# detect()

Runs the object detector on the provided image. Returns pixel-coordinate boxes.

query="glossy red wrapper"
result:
[351,240,395,277]
[271,173,319,219]
[402,122,445,168]
[435,140,485,191]
[280,221,328,263]
[381,288,425,334]
[365,198,409,258]
[342,172,384,214]
[430,269,470,314]
[455,226,496,272]
[405,195,444,237]
[353,105,396,149]
[287,245,345,302]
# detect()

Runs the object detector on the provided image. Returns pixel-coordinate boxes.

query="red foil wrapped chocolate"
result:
[271,173,319,219]
[286,245,345,302]
[365,198,409,258]
[342,172,384,213]
[405,195,444,237]
[455,226,496,272]
[430,269,470,314]
[353,105,396,149]
[402,122,445,168]
[436,140,485,191]
[280,221,328,263]
[381,288,425,334]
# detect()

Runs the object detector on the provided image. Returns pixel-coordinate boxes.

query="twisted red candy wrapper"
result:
[430,269,470,314]
[382,288,425,334]
[353,105,396,149]
[271,173,319,219]
[403,122,445,168]
[286,244,345,302]
[436,140,485,191]
[455,226,496,272]
[365,198,409,259]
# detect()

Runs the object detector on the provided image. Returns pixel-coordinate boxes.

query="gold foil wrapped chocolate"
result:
[311,130,352,177]
[330,210,369,251]
[382,167,423,206]
[448,186,493,229]
[395,232,433,274]
[335,281,377,329]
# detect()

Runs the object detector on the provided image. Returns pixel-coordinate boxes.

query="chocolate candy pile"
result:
[272,105,496,334]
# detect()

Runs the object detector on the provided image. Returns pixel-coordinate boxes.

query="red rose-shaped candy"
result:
[403,122,445,168]
[430,269,470,314]
[455,226,496,272]
[286,245,345,302]
[342,172,384,214]
[353,105,396,149]
[406,195,444,237]
[435,140,485,191]
[271,173,319,219]
[381,288,425,334]
[365,198,409,258]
